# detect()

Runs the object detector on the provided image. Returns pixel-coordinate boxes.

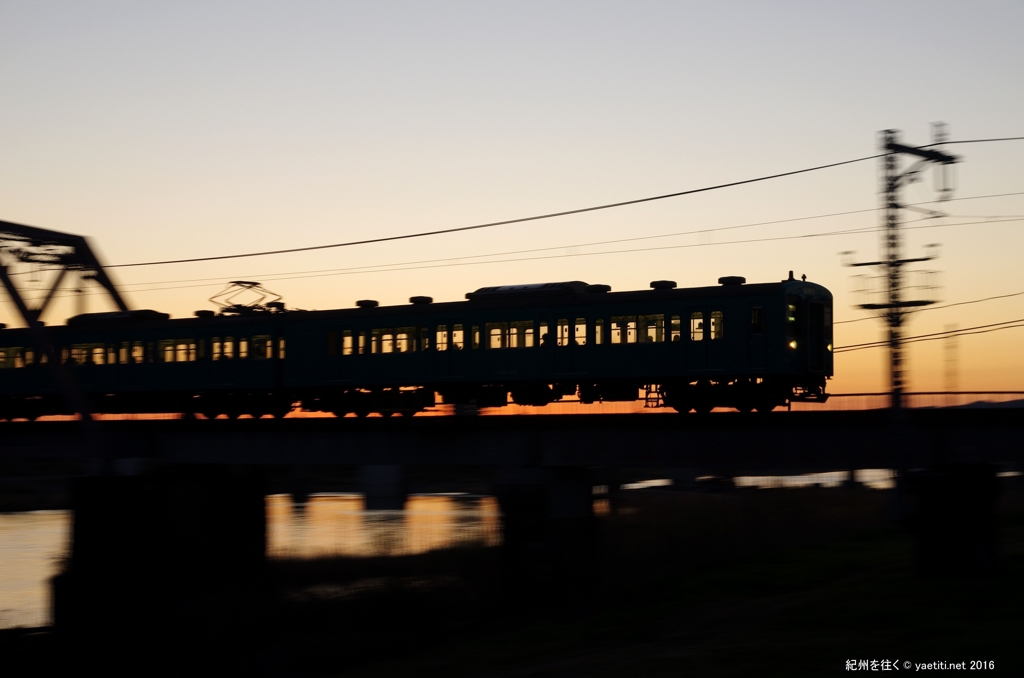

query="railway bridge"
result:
[3,408,1021,629]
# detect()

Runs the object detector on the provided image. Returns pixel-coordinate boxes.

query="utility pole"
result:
[846,126,959,410]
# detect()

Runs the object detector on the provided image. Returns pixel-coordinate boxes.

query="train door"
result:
[571,316,588,373]
[688,309,708,371]
[446,323,467,378]
[325,329,343,382]
[552,317,574,375]
[432,324,450,379]
[706,308,727,370]
[808,302,824,371]
[748,306,766,369]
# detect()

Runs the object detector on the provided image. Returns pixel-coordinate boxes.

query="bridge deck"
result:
[1,410,1021,474]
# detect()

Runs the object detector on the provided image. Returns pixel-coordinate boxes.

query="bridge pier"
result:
[494,466,596,588]
[52,466,266,635]
[359,464,407,510]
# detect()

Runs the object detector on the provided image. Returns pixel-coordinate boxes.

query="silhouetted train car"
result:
[0,273,832,418]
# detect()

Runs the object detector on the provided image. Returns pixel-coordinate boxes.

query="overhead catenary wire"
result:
[834,317,1024,352]
[9,213,1024,303]
[834,290,1024,325]
[106,153,887,268]
[102,136,1024,270]
[91,188,1024,288]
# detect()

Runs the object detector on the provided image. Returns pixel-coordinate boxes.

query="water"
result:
[0,493,501,630]
[0,510,70,630]
[0,473,898,630]
[267,493,502,558]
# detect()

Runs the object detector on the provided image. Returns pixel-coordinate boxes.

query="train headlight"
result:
[827,343,833,352]
[788,340,798,349]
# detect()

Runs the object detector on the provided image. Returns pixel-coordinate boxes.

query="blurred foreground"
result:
[2,480,1022,676]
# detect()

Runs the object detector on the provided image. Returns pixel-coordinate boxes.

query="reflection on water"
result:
[734,469,896,490]
[0,511,70,630]
[267,494,503,559]
[0,474,897,629]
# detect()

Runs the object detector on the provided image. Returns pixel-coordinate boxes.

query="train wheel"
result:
[755,404,776,414]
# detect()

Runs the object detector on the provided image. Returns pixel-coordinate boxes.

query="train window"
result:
[420,328,430,351]
[556,319,570,347]
[611,316,637,344]
[594,319,604,345]
[639,314,664,343]
[711,311,724,340]
[223,337,235,360]
[14,349,25,368]
[278,338,286,359]
[751,307,763,334]
[509,320,534,348]
[212,338,222,361]
[252,335,272,360]
[486,322,507,349]
[132,342,145,364]
[0,350,6,368]
[342,330,353,356]
[159,340,174,363]
[358,332,367,355]
[690,312,704,341]
[574,319,586,346]
[396,327,416,352]
[90,347,104,365]
[471,326,480,349]
[239,338,249,359]
[452,325,465,350]
[539,322,550,346]
[327,331,337,356]
[119,342,129,364]
[106,346,116,365]
[436,325,448,351]
[370,329,387,354]
[670,316,681,342]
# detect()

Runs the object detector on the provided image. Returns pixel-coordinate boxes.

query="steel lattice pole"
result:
[881,130,903,410]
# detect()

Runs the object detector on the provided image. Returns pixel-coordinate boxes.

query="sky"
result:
[1,0,1022,394]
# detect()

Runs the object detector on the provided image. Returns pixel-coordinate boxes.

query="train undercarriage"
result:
[0,376,827,420]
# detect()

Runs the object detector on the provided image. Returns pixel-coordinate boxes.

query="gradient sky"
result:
[1,1,1022,394]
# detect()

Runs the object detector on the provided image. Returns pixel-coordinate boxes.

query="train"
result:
[0,272,832,419]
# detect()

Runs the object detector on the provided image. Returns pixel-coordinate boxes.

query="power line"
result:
[835,317,1024,352]
[101,190,1024,288]
[107,153,888,269]
[10,190,1024,284]
[123,216,1021,289]
[12,215,1024,303]
[835,289,1024,325]
[918,136,1024,148]
[101,137,1024,270]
